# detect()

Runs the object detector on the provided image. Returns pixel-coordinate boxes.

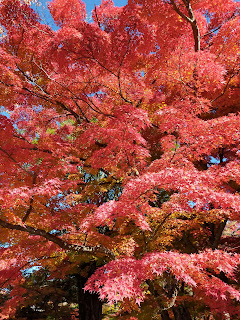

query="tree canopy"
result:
[0,0,240,319]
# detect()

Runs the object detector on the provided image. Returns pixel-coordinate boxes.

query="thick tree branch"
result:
[212,219,228,250]
[0,218,115,259]
[170,0,200,52]
[191,19,200,52]
[170,0,192,22]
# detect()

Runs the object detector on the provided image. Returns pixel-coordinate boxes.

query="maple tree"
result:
[0,0,240,319]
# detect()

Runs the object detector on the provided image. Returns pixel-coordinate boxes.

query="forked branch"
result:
[170,0,200,52]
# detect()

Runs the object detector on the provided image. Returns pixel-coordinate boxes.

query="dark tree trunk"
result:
[161,310,171,320]
[76,262,102,320]
[172,304,192,320]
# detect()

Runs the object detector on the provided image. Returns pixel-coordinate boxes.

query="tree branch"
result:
[22,172,37,223]
[0,147,34,177]
[170,0,200,52]
[94,6,101,28]
[0,218,115,260]
[211,67,240,103]
[170,0,192,23]
[117,36,134,104]
[212,219,228,250]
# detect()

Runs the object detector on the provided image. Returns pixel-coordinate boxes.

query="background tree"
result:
[0,0,240,319]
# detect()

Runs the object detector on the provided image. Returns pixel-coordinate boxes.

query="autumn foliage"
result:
[0,0,240,319]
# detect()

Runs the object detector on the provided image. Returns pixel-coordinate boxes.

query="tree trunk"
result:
[76,262,102,320]
[172,304,192,320]
[161,310,171,320]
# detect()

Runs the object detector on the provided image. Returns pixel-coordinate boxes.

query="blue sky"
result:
[84,0,128,13]
[36,0,240,26]
[33,0,128,27]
